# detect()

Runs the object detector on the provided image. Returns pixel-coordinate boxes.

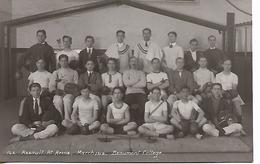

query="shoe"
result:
[146,136,157,143]
[166,134,175,140]
[8,136,21,145]
[195,133,203,140]
[176,131,184,138]
[127,131,137,136]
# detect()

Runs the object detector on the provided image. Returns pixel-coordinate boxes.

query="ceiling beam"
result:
[122,0,226,31]
[2,0,121,26]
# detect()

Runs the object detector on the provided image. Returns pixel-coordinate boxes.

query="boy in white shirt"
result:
[28,58,52,97]
[138,87,174,139]
[216,59,244,123]
[162,31,184,71]
[147,58,169,100]
[56,35,79,70]
[100,87,137,135]
[101,58,123,111]
[62,85,100,135]
[193,56,215,91]
[170,86,206,139]
[49,54,78,120]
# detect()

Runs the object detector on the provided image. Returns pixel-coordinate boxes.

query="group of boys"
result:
[10,28,246,143]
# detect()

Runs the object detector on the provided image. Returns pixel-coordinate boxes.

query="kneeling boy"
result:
[62,85,100,135]
[100,87,137,135]
[138,87,174,139]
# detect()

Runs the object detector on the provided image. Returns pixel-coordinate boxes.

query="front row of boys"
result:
[10,54,245,143]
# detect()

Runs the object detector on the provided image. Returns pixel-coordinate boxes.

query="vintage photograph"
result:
[0,0,252,163]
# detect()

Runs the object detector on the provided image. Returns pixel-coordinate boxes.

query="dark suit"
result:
[167,69,195,94]
[201,96,234,123]
[203,48,225,74]
[78,71,102,95]
[184,51,203,72]
[17,42,55,72]
[78,48,101,73]
[19,96,61,127]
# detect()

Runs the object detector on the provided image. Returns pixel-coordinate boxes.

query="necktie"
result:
[169,44,173,48]
[109,74,112,83]
[145,42,148,47]
[34,99,39,115]
[88,72,92,83]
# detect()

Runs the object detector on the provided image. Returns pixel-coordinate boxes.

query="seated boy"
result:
[202,83,246,137]
[216,58,244,123]
[10,83,61,143]
[49,54,78,120]
[100,87,137,135]
[78,59,102,96]
[28,58,52,97]
[101,58,123,111]
[170,86,206,139]
[138,87,174,139]
[62,85,100,135]
[147,58,169,100]
[167,57,197,108]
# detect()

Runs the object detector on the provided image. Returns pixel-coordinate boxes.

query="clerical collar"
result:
[170,42,176,46]
[117,42,124,47]
[209,47,216,50]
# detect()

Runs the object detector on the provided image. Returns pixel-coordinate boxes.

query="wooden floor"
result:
[0,98,253,162]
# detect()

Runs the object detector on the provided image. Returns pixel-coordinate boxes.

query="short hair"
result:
[208,35,216,40]
[112,86,125,94]
[107,57,117,64]
[80,84,91,91]
[168,31,177,37]
[35,57,46,63]
[116,30,125,35]
[58,54,69,61]
[142,28,152,34]
[85,35,95,42]
[212,83,222,89]
[151,58,160,63]
[36,29,46,36]
[180,86,190,92]
[176,57,184,62]
[62,35,72,43]
[189,38,198,44]
[223,57,232,63]
[151,87,161,93]
[85,59,95,65]
[29,83,41,91]
[198,55,207,61]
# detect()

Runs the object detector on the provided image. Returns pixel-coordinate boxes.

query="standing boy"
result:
[135,28,163,73]
[162,31,184,71]
[105,30,132,73]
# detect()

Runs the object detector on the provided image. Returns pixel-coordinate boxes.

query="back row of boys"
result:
[9,28,245,143]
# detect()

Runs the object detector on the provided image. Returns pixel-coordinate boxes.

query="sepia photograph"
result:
[0,0,253,163]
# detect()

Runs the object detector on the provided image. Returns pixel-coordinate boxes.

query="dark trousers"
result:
[124,93,147,126]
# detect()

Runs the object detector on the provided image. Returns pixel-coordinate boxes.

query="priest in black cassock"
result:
[16,29,55,79]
